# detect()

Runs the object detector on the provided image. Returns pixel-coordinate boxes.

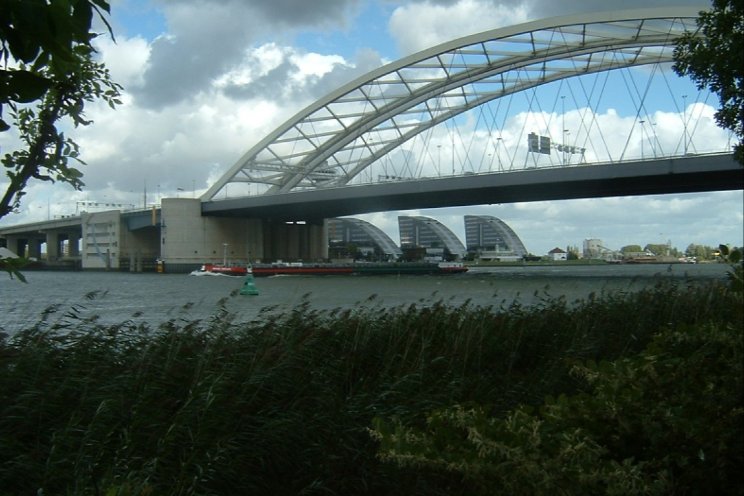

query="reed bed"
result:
[0,279,741,495]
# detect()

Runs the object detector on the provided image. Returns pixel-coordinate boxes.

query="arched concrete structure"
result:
[464,215,528,258]
[399,215,467,259]
[203,7,704,201]
[327,217,402,259]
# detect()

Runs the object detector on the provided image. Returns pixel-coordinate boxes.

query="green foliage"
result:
[372,322,743,495]
[620,244,643,254]
[685,243,716,260]
[0,0,113,129]
[0,280,742,494]
[718,243,744,292]
[0,0,122,219]
[0,255,28,281]
[643,243,671,257]
[673,0,744,165]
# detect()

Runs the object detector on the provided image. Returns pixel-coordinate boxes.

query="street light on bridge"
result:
[682,94,688,155]
[437,144,441,177]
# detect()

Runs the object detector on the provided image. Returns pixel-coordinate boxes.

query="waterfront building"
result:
[548,247,568,261]
[583,238,622,261]
[327,218,402,260]
[398,216,466,261]
[464,215,528,261]
[583,238,604,259]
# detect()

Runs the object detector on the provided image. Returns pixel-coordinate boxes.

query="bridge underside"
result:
[202,155,743,222]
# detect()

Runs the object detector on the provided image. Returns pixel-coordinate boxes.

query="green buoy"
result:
[240,272,260,296]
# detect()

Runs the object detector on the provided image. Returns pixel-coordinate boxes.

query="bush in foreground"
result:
[371,321,743,495]
[0,279,741,495]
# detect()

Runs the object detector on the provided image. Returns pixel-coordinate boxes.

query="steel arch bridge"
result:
[202,6,709,202]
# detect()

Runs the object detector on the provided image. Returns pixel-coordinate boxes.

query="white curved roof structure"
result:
[327,217,402,257]
[202,7,703,201]
[399,215,467,257]
[464,215,528,257]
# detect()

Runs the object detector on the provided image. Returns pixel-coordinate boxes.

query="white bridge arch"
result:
[202,7,704,201]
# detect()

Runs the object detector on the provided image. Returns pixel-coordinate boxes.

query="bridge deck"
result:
[201,154,743,221]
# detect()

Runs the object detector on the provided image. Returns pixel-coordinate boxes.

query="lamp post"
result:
[682,94,688,155]
[451,129,455,175]
[561,95,566,165]
[639,120,645,159]
[367,137,373,182]
[437,144,441,177]
[496,137,503,171]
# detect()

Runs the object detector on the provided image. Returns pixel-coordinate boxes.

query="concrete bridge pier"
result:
[54,232,81,259]
[1,235,24,258]
[45,232,60,260]
[159,198,264,273]
[67,234,80,257]
[38,231,81,268]
[261,220,328,263]
[7,235,45,260]
[28,238,43,259]
[158,198,329,272]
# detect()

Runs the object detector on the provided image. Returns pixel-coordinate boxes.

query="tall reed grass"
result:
[1,279,741,495]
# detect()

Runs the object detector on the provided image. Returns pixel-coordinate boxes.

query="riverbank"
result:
[1,275,741,494]
[466,257,709,267]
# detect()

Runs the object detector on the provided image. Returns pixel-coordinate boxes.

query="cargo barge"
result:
[196,261,468,277]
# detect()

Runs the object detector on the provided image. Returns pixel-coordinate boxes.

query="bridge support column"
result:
[65,233,81,257]
[27,237,43,259]
[261,220,327,262]
[1,235,24,257]
[160,198,264,273]
[45,232,59,261]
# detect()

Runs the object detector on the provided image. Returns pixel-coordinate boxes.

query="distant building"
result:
[583,238,604,259]
[464,215,528,261]
[548,247,567,261]
[398,216,466,261]
[583,238,620,261]
[327,218,402,260]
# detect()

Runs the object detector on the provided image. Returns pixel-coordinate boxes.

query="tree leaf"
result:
[6,70,51,103]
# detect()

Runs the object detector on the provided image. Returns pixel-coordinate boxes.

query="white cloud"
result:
[290,52,347,81]
[95,35,151,89]
[389,0,530,55]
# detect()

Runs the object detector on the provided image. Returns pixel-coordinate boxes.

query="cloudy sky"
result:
[1,0,741,255]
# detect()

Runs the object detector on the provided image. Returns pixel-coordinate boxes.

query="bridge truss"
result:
[202,7,713,202]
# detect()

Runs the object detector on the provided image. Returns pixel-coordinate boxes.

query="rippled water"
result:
[0,263,731,335]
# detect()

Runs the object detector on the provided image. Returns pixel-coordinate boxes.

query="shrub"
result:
[0,279,741,494]
[371,321,744,495]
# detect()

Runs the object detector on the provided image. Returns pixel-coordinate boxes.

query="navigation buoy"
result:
[240,273,259,296]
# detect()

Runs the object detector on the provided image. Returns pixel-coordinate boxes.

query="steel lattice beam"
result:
[202,7,704,201]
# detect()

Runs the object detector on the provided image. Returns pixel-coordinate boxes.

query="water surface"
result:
[0,263,730,334]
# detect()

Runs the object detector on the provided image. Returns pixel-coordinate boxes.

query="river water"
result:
[0,263,731,335]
